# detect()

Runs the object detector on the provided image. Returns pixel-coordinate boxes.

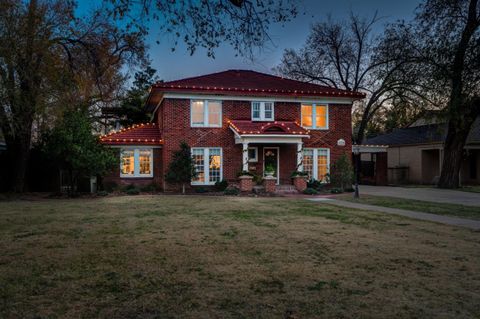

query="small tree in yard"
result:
[330,153,354,192]
[41,111,117,195]
[165,142,197,194]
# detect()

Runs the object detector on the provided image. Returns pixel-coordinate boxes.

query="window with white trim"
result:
[120,148,153,177]
[191,147,223,185]
[251,101,274,121]
[301,104,328,129]
[303,148,330,182]
[191,100,222,127]
[248,147,258,162]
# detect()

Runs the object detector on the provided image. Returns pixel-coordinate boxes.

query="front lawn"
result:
[339,194,480,220]
[1,195,479,318]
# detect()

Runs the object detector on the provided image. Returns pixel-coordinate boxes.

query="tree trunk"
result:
[438,114,476,188]
[6,131,32,192]
[182,183,185,194]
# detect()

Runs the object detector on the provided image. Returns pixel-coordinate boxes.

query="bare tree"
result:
[383,0,480,188]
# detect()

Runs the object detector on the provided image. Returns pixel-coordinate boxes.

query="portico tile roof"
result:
[100,123,162,145]
[229,120,309,136]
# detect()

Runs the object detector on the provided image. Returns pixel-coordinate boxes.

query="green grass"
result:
[0,195,479,318]
[339,194,480,220]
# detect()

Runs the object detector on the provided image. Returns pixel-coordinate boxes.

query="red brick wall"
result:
[158,98,352,189]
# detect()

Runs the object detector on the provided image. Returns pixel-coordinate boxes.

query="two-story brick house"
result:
[100,70,364,191]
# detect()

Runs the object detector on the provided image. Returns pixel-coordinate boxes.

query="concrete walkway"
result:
[359,185,480,207]
[308,198,480,230]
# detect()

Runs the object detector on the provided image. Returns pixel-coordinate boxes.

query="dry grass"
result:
[338,194,480,220]
[0,195,479,318]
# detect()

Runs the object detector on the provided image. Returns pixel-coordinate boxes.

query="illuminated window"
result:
[191,100,222,127]
[120,148,153,178]
[120,150,135,175]
[191,147,223,185]
[301,104,328,129]
[303,148,330,182]
[251,101,274,121]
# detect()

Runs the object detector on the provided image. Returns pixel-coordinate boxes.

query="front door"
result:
[263,147,279,184]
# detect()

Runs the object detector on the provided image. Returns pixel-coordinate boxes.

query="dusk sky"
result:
[81,0,422,82]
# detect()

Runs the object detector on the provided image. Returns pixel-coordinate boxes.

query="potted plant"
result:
[265,164,275,177]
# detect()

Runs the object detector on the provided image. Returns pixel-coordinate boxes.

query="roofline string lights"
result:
[99,123,163,144]
[228,120,310,135]
[153,84,366,98]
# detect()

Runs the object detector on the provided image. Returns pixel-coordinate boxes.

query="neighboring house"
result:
[364,118,480,185]
[100,70,364,191]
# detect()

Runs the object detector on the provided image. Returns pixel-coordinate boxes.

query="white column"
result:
[297,142,303,171]
[242,142,249,171]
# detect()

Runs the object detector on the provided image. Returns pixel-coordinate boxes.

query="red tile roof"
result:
[100,123,162,145]
[229,120,309,136]
[146,70,365,111]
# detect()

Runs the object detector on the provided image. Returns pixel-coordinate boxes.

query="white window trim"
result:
[301,103,329,130]
[304,148,330,182]
[191,147,223,185]
[190,100,222,128]
[251,101,275,121]
[248,147,258,162]
[120,147,154,178]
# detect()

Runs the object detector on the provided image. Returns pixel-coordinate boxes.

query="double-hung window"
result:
[301,104,328,129]
[252,101,274,121]
[303,148,330,182]
[191,147,223,185]
[191,100,222,127]
[120,148,153,177]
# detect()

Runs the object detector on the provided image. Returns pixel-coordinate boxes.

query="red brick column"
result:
[292,176,307,192]
[263,176,276,193]
[239,175,254,192]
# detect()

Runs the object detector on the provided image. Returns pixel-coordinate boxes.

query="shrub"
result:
[103,181,118,192]
[291,170,308,177]
[214,180,228,191]
[124,183,137,191]
[303,187,319,195]
[125,188,140,195]
[330,188,343,194]
[330,153,354,192]
[140,183,157,192]
[237,170,254,177]
[307,179,326,191]
[224,186,240,196]
[194,187,209,193]
[96,190,109,196]
[253,174,263,185]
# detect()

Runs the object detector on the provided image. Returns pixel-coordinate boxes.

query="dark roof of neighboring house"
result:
[100,123,162,146]
[229,120,309,136]
[145,70,365,112]
[366,118,480,146]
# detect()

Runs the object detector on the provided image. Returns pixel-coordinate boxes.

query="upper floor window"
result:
[252,101,274,121]
[120,148,153,178]
[301,104,328,129]
[191,100,222,127]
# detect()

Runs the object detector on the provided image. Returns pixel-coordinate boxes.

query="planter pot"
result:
[265,171,275,177]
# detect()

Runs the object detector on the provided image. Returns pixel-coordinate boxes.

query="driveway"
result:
[360,185,480,207]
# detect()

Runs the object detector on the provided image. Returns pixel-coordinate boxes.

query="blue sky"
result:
[79,0,422,82]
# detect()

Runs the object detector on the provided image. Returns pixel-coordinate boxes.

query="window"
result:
[303,148,330,182]
[251,101,274,121]
[301,104,328,129]
[248,147,258,162]
[191,147,223,185]
[191,100,222,127]
[120,148,153,178]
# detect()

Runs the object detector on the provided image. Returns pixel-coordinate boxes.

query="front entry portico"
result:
[229,120,310,184]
